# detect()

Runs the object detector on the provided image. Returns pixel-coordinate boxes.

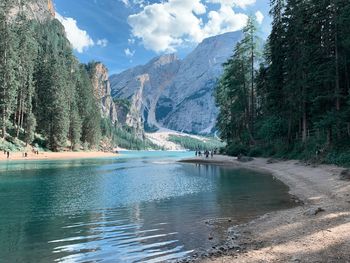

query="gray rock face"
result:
[89,62,118,123]
[10,0,55,22]
[110,54,181,132]
[110,31,242,134]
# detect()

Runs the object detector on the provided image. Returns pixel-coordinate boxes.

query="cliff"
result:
[9,0,55,22]
[110,32,242,134]
[88,62,118,123]
[110,54,180,134]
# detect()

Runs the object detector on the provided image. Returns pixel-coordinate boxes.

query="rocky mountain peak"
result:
[147,54,179,68]
[110,31,242,134]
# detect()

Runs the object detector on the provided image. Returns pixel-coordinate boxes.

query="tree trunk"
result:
[302,102,307,143]
[327,127,332,146]
[2,40,7,139]
[287,114,292,144]
[16,90,23,138]
[250,34,255,139]
[335,29,340,111]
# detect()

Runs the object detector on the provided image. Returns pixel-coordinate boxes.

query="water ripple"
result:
[50,217,190,263]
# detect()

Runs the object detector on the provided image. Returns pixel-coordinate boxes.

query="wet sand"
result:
[180,156,350,263]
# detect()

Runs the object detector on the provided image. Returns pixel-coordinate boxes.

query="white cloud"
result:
[56,13,94,53]
[208,0,256,9]
[127,0,254,53]
[124,48,135,57]
[128,38,135,44]
[255,11,264,24]
[202,5,248,37]
[120,0,146,8]
[97,38,109,47]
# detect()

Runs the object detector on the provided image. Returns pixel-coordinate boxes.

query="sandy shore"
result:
[180,156,350,263]
[0,151,118,161]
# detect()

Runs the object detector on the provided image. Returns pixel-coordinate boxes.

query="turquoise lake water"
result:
[0,151,295,262]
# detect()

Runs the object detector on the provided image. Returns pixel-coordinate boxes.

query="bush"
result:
[0,138,24,152]
[248,146,263,157]
[224,143,249,156]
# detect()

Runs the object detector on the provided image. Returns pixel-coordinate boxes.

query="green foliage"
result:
[0,3,102,151]
[100,118,158,150]
[216,0,350,165]
[113,98,131,109]
[0,0,20,139]
[168,135,225,151]
[223,142,249,157]
[215,15,262,146]
[0,138,24,152]
[257,116,288,142]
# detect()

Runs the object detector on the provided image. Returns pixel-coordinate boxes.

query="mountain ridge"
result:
[110,31,242,134]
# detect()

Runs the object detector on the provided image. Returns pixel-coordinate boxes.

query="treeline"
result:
[0,1,101,151]
[216,1,350,164]
[168,135,225,151]
[101,118,159,150]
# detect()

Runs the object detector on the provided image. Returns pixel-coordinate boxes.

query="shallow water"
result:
[0,151,296,262]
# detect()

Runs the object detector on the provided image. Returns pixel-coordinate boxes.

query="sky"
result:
[55,0,271,75]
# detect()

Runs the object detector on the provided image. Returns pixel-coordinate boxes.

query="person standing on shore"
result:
[7,151,10,159]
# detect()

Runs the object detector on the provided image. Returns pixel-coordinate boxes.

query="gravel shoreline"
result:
[178,156,350,263]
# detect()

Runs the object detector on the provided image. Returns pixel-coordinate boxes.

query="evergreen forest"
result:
[215,0,350,165]
[0,0,151,152]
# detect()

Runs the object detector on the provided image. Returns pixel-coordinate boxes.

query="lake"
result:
[0,151,296,262]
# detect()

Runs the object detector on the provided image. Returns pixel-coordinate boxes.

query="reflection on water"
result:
[0,151,296,262]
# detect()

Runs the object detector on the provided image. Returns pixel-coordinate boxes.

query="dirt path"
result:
[180,156,350,263]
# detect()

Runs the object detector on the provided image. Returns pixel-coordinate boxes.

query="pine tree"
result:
[0,0,19,139]
[215,16,262,146]
[14,11,38,142]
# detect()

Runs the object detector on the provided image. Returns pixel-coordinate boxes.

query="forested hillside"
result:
[0,0,102,151]
[0,0,155,152]
[216,0,350,165]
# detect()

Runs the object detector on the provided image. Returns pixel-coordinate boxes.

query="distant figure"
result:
[205,150,209,158]
[198,151,202,157]
[3,150,6,155]
[195,151,198,157]
[211,150,214,158]
[37,150,39,155]
[7,151,10,159]
[25,152,28,158]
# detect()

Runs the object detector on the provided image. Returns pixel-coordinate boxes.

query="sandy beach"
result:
[180,156,350,263]
[0,151,118,161]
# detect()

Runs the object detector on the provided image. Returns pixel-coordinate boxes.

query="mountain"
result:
[110,54,180,135]
[110,31,242,134]
[9,0,55,22]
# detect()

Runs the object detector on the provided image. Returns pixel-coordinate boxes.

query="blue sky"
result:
[55,0,271,74]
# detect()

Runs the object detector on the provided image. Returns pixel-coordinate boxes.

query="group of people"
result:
[2,149,40,159]
[195,148,218,158]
